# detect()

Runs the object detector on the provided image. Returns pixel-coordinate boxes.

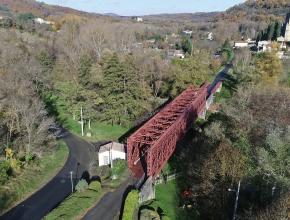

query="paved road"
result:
[207,64,232,95]
[0,132,94,220]
[82,178,136,220]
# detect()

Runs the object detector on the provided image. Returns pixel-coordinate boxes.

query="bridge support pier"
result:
[139,177,155,204]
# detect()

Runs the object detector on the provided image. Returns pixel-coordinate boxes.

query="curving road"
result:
[0,131,94,220]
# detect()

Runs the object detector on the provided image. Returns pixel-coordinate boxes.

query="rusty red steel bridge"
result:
[127,81,223,178]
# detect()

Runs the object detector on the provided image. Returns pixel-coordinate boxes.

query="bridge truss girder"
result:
[127,83,209,177]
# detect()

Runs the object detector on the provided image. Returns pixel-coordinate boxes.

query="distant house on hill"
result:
[98,142,126,166]
[257,41,272,52]
[283,13,290,42]
[207,32,213,40]
[167,50,185,60]
[182,30,193,36]
[234,41,248,48]
[33,17,54,25]
[132,16,143,22]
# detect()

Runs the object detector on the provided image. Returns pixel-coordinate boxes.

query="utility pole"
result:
[80,106,84,136]
[110,142,113,169]
[70,171,74,193]
[228,180,241,220]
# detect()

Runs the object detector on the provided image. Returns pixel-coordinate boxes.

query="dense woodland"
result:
[0,0,290,219]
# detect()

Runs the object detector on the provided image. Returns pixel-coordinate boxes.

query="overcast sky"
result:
[39,0,245,16]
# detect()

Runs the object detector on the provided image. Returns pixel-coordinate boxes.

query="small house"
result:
[33,17,54,25]
[234,42,248,48]
[207,32,213,41]
[136,17,143,22]
[98,142,126,166]
[182,30,193,36]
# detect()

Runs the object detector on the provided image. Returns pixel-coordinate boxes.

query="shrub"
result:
[111,159,127,178]
[0,160,10,184]
[88,181,101,192]
[75,179,88,192]
[96,165,111,181]
[122,190,139,220]
[17,13,35,22]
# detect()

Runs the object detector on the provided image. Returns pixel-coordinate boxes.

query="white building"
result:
[284,17,290,42]
[136,17,143,22]
[234,42,249,48]
[167,50,185,59]
[33,18,54,25]
[98,142,126,166]
[183,30,193,36]
[258,41,271,52]
[207,32,213,41]
[277,36,285,42]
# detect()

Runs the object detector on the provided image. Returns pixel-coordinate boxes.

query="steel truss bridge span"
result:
[127,82,221,178]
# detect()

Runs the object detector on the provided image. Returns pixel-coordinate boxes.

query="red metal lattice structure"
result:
[127,83,210,177]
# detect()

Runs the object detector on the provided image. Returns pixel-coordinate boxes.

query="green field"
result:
[57,106,129,141]
[153,180,198,220]
[45,189,104,220]
[0,141,69,213]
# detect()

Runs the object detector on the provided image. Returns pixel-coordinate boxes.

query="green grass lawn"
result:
[44,189,105,220]
[57,106,129,141]
[0,141,69,213]
[153,180,198,220]
[155,181,180,219]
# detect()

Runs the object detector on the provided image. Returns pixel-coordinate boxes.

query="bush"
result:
[140,209,161,220]
[96,165,111,181]
[75,179,88,192]
[122,190,139,220]
[88,181,101,192]
[0,160,10,184]
[111,159,127,178]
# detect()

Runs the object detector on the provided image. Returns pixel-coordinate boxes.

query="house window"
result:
[103,155,109,165]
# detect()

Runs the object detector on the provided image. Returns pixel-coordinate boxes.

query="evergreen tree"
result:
[272,22,281,41]
[181,36,192,55]
[78,54,93,88]
[256,32,262,42]
[101,54,145,125]
[266,23,275,40]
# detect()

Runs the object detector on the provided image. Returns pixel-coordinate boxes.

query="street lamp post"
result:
[70,171,74,193]
[228,180,241,220]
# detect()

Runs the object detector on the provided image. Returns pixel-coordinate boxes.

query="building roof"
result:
[99,142,125,153]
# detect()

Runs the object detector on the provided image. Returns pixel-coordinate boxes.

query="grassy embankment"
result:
[0,141,69,213]
[57,104,129,141]
[141,180,198,220]
[44,189,105,220]
[45,161,129,220]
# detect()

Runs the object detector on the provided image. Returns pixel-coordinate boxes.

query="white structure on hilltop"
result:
[284,16,290,42]
[167,50,185,60]
[98,142,126,166]
[234,42,249,48]
[258,41,272,52]
[183,30,193,36]
[136,17,143,22]
[33,18,54,25]
[207,32,213,40]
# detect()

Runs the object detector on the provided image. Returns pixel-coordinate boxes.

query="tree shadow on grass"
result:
[0,190,17,214]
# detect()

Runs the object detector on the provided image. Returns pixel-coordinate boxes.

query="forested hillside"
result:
[0,0,96,18]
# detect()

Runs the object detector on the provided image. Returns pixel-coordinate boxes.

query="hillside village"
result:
[233,15,290,60]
